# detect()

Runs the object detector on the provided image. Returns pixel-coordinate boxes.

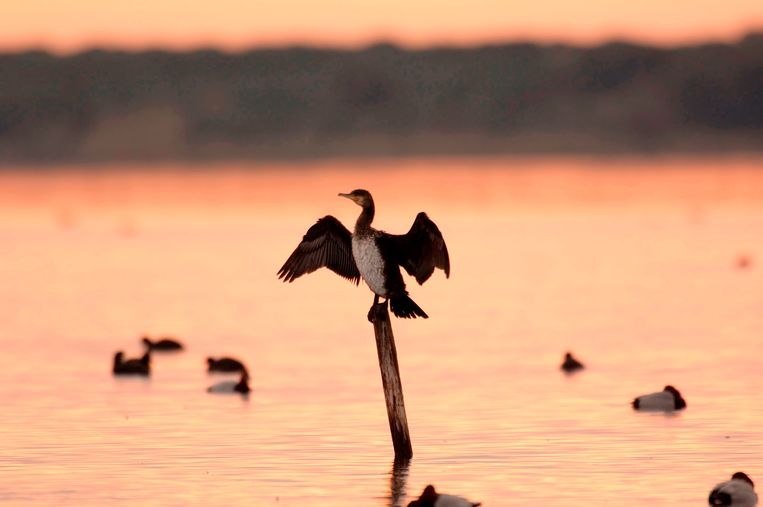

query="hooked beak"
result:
[338,192,353,200]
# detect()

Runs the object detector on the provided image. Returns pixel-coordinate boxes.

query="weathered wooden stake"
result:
[371,301,413,459]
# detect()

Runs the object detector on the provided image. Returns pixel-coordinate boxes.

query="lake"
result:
[1,156,762,506]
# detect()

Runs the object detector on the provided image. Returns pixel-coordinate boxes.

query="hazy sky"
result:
[4,0,762,52]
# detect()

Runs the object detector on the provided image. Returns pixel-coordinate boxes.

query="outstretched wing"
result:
[380,212,450,285]
[277,216,360,285]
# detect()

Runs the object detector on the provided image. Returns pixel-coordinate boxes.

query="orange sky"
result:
[3,0,762,52]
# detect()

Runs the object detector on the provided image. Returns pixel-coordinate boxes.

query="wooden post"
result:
[371,301,413,459]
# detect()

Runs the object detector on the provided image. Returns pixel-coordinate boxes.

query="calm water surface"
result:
[1,157,762,506]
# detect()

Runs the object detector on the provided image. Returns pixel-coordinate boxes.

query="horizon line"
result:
[2,28,762,56]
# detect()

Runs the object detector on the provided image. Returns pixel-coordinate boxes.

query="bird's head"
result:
[338,189,373,208]
[732,472,754,487]
[236,370,251,393]
[407,485,438,507]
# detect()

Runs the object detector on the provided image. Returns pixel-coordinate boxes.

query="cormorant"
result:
[407,484,481,507]
[142,336,183,351]
[278,189,450,320]
[207,357,246,373]
[113,351,150,375]
[632,385,687,411]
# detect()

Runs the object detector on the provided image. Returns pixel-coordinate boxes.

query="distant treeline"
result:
[1,34,762,162]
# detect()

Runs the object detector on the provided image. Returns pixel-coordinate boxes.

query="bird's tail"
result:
[390,294,428,319]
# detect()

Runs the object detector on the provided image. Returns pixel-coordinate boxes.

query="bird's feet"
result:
[367,296,386,323]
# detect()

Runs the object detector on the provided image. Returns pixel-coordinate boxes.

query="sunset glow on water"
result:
[1,157,762,506]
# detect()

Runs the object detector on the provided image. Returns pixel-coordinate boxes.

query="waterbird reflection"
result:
[207,370,251,395]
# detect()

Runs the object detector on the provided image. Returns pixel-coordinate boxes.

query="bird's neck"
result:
[355,202,375,232]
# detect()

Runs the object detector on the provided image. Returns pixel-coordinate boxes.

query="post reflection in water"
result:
[389,458,411,507]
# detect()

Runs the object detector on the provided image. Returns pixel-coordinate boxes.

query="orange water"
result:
[1,157,762,506]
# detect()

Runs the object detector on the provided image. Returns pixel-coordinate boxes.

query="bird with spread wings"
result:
[278,189,449,320]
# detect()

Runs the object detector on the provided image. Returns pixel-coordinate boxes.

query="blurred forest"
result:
[0,33,761,163]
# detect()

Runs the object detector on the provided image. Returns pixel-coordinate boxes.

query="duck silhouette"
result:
[632,385,686,411]
[561,352,584,373]
[207,357,246,373]
[407,485,481,507]
[709,472,757,506]
[142,336,183,351]
[113,351,150,375]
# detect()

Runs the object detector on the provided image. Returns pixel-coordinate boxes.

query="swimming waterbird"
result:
[112,351,150,375]
[561,352,584,373]
[709,472,757,506]
[632,385,687,411]
[207,357,246,373]
[407,485,481,507]
[142,336,183,351]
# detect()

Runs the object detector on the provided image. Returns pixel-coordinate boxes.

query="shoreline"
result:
[1,130,761,167]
